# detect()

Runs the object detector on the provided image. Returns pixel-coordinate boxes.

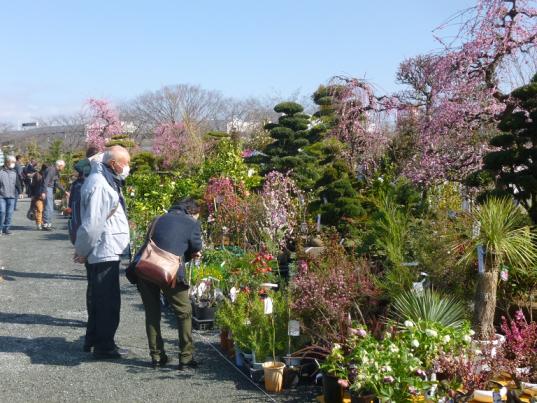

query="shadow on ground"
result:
[0,269,86,281]
[0,335,151,368]
[0,312,86,327]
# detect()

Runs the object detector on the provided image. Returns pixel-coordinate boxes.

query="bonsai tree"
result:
[456,197,537,339]
[478,74,537,224]
[251,102,318,190]
[311,159,364,242]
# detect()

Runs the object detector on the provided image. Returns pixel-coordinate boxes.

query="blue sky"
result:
[0,0,475,124]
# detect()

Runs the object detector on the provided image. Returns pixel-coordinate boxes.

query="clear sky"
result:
[0,0,476,125]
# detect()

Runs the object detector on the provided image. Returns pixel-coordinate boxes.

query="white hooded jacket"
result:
[74,162,130,264]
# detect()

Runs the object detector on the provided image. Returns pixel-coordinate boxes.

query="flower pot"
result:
[234,344,244,367]
[472,387,507,402]
[350,392,376,403]
[219,329,233,355]
[194,305,216,321]
[322,373,344,403]
[251,351,266,370]
[521,382,537,396]
[283,355,301,367]
[262,361,286,393]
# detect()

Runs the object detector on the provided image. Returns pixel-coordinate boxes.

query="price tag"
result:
[288,320,300,337]
[263,297,273,315]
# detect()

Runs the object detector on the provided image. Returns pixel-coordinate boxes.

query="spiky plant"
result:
[391,288,468,329]
[455,197,537,338]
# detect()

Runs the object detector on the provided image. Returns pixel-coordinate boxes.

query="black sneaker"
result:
[151,354,169,369]
[3,230,12,236]
[93,347,129,360]
[177,359,198,371]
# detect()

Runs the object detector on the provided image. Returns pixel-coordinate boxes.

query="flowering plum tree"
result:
[85,98,122,151]
[335,0,537,185]
[398,0,537,185]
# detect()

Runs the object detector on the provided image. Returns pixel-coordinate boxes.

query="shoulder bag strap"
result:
[147,216,161,242]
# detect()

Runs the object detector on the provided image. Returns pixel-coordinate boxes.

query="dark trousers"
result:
[85,260,121,351]
[138,279,193,363]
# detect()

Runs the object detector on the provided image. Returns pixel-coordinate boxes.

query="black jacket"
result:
[150,205,202,265]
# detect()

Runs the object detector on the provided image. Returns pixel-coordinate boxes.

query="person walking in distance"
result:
[0,156,23,236]
[41,160,68,231]
[29,165,46,230]
[74,146,131,359]
[14,155,24,210]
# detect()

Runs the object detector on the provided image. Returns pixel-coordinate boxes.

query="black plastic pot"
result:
[350,392,376,403]
[322,373,344,403]
[193,305,216,320]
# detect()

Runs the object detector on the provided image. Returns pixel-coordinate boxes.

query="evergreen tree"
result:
[313,160,364,240]
[252,102,317,189]
[474,74,537,224]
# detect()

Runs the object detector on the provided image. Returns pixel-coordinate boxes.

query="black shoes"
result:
[2,231,12,236]
[93,347,129,359]
[151,354,169,369]
[177,359,198,371]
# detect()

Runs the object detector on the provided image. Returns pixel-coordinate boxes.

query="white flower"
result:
[469,330,475,336]
[388,344,399,353]
[474,349,482,356]
[333,343,341,351]
[425,329,438,338]
[463,335,472,343]
[442,335,451,344]
[381,365,392,372]
[411,339,420,348]
[404,320,414,328]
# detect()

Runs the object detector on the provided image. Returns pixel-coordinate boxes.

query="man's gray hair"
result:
[102,150,114,165]
[102,146,129,165]
[6,155,16,162]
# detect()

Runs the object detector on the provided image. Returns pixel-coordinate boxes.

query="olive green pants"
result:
[138,279,193,364]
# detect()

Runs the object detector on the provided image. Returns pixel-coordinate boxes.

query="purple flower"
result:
[383,376,395,384]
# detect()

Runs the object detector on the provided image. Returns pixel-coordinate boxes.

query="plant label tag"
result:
[263,297,273,315]
[492,392,501,403]
[288,320,300,337]
[477,245,485,274]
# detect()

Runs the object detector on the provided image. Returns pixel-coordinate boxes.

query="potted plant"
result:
[190,277,223,320]
[434,348,507,402]
[319,343,348,403]
[347,327,429,402]
[500,310,537,394]
[262,290,288,393]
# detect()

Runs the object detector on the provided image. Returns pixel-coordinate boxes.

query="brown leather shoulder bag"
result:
[136,217,182,288]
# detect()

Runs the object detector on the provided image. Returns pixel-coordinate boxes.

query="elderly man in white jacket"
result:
[74,145,131,359]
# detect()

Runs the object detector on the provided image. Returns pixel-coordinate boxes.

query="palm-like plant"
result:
[391,288,468,329]
[455,197,537,338]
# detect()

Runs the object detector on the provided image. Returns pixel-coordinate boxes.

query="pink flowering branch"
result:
[85,98,122,152]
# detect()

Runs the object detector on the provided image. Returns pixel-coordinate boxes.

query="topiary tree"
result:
[251,102,318,190]
[478,74,537,224]
[312,160,364,241]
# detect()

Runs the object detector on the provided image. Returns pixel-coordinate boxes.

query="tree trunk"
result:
[473,268,499,339]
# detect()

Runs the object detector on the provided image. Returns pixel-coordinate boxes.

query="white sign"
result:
[288,320,300,337]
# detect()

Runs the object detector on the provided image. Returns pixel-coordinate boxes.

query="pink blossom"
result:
[85,99,122,151]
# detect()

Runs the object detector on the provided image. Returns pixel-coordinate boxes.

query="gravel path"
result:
[0,199,308,403]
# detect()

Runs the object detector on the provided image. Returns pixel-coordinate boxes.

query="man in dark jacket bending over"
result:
[137,198,202,370]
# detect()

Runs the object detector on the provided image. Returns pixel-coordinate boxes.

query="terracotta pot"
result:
[263,361,286,393]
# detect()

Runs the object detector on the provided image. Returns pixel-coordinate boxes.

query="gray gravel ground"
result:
[0,199,316,403]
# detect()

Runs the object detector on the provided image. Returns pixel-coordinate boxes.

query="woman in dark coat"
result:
[137,198,203,369]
